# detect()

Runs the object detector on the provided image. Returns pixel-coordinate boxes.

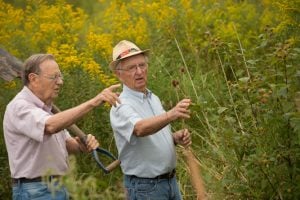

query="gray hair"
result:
[22,54,55,85]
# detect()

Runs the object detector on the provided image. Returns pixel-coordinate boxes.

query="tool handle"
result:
[51,104,87,140]
[51,104,121,173]
[67,124,87,142]
[106,159,121,172]
[92,148,121,174]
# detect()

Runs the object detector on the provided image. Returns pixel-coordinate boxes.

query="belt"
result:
[130,169,176,179]
[12,176,60,185]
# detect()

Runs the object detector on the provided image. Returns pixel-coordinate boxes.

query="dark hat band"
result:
[116,48,139,60]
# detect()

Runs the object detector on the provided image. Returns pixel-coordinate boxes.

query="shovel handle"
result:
[51,104,120,173]
[92,148,121,174]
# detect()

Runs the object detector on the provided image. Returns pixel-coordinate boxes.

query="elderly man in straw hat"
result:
[109,40,192,200]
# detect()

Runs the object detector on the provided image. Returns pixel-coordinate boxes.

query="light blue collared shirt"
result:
[110,85,176,178]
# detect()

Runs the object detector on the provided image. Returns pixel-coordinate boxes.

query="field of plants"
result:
[0,0,299,199]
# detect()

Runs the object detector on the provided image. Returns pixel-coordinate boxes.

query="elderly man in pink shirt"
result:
[3,54,120,200]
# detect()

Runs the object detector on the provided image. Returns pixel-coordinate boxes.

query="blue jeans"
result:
[124,175,182,200]
[13,181,69,200]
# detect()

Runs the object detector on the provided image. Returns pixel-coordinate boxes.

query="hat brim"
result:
[109,49,149,70]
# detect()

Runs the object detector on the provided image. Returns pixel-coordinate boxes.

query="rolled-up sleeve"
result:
[110,104,141,145]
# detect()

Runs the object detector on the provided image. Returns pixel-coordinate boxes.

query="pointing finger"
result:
[108,84,121,91]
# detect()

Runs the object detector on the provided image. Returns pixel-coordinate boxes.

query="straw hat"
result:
[109,40,149,70]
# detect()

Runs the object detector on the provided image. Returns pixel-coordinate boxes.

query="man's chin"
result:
[135,86,147,93]
[53,92,59,98]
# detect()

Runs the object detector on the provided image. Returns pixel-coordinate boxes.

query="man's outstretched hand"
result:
[95,84,121,107]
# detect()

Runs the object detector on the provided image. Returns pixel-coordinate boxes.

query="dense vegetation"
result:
[0,0,299,199]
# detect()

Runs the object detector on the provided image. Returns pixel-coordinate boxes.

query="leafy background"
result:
[0,0,299,199]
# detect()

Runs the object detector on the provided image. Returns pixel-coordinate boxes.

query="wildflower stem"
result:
[233,23,251,80]
[233,24,259,130]
[216,50,245,134]
[174,37,199,101]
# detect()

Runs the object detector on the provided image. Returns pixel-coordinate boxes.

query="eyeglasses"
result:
[117,62,148,73]
[35,73,64,81]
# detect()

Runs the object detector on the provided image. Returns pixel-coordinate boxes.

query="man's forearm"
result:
[133,112,172,137]
[45,98,99,134]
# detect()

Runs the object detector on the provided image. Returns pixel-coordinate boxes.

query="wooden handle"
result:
[106,160,121,172]
[183,147,207,200]
[66,124,87,141]
[51,104,86,139]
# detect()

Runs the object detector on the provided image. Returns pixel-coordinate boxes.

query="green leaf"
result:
[217,106,228,114]
[246,60,257,65]
[238,77,250,83]
[225,116,236,124]
[293,48,300,53]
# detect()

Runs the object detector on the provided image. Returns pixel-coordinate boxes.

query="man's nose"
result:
[135,65,143,74]
[57,78,63,85]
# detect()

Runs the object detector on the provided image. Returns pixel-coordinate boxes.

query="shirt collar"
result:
[123,84,152,103]
[22,86,52,112]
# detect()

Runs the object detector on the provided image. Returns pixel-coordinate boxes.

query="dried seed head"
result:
[180,67,185,73]
[172,80,179,88]
[260,98,268,104]
[258,88,266,95]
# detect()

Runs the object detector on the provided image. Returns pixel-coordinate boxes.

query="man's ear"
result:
[114,70,124,83]
[27,73,40,89]
[28,73,38,83]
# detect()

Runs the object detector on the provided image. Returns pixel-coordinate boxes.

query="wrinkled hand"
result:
[167,98,191,121]
[173,129,192,148]
[96,84,121,107]
[76,134,99,153]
